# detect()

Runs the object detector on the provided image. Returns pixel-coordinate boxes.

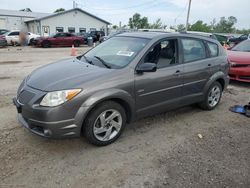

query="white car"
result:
[3,30,40,45]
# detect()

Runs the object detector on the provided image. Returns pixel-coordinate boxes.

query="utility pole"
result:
[185,0,192,31]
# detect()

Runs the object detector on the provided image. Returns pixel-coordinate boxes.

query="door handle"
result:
[208,64,211,67]
[173,70,181,76]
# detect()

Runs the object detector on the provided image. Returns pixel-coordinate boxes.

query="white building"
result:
[0,9,49,31]
[0,8,111,35]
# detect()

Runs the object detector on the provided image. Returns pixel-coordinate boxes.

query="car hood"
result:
[227,50,250,64]
[27,58,113,91]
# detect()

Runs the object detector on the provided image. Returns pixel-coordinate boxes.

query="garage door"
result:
[0,18,6,29]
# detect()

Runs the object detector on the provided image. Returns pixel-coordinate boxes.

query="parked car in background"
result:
[3,31,20,45]
[213,33,231,45]
[2,30,40,45]
[229,34,249,45]
[13,32,229,146]
[88,30,105,42]
[227,40,250,82]
[100,30,127,42]
[76,32,90,44]
[0,35,7,47]
[0,29,9,35]
[185,31,217,40]
[27,32,40,45]
[33,32,84,48]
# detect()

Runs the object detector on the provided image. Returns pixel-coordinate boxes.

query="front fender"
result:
[81,89,134,108]
[74,89,135,127]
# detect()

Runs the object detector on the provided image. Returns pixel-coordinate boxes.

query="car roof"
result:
[117,31,219,43]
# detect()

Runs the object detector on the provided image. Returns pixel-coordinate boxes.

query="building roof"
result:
[25,8,111,25]
[0,9,50,18]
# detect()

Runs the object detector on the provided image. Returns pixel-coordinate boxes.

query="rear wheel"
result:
[199,81,222,110]
[83,101,126,146]
[29,38,34,45]
[42,41,50,48]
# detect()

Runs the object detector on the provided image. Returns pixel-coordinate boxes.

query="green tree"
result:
[236,28,250,34]
[112,25,118,29]
[149,18,163,29]
[19,8,32,12]
[176,24,185,32]
[213,16,237,33]
[189,20,211,32]
[54,8,65,13]
[128,13,149,29]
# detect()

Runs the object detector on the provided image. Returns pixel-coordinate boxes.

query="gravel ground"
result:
[0,46,249,188]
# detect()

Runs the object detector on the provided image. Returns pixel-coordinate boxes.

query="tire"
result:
[42,41,50,48]
[199,81,222,110]
[83,101,127,146]
[73,40,80,47]
[29,38,34,45]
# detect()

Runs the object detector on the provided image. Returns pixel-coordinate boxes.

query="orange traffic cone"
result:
[70,45,77,56]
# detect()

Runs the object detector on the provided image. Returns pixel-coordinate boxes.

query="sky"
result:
[1,0,250,29]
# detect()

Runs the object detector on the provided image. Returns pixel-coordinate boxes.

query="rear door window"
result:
[181,38,206,63]
[207,42,218,57]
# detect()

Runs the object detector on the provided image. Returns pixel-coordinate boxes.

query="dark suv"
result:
[88,30,105,42]
[13,32,229,146]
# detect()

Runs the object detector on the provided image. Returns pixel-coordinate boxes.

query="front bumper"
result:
[229,67,250,83]
[13,84,88,138]
[0,39,7,47]
[32,39,42,47]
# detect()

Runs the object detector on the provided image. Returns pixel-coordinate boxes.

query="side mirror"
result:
[136,63,157,73]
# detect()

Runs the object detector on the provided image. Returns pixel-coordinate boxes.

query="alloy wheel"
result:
[208,85,221,107]
[93,109,122,141]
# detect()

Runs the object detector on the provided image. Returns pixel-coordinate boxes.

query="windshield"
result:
[232,40,250,52]
[82,36,149,69]
[3,32,10,36]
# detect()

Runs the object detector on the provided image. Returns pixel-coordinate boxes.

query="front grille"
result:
[239,76,250,80]
[231,64,250,68]
[18,90,35,104]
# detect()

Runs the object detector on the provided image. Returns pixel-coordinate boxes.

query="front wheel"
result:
[199,81,222,110]
[73,40,80,47]
[83,101,126,146]
[42,41,50,48]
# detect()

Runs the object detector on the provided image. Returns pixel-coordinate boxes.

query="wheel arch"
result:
[78,89,135,133]
[203,72,229,93]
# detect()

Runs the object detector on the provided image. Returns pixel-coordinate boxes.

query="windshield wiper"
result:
[94,56,111,69]
[82,55,94,65]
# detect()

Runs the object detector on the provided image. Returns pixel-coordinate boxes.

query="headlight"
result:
[40,89,81,107]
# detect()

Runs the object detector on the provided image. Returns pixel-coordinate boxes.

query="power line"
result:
[83,0,160,11]
[173,1,188,25]
[91,1,168,16]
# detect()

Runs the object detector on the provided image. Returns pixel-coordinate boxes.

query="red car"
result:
[227,40,250,83]
[33,32,84,48]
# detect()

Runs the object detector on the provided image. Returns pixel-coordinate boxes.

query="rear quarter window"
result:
[207,42,219,57]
